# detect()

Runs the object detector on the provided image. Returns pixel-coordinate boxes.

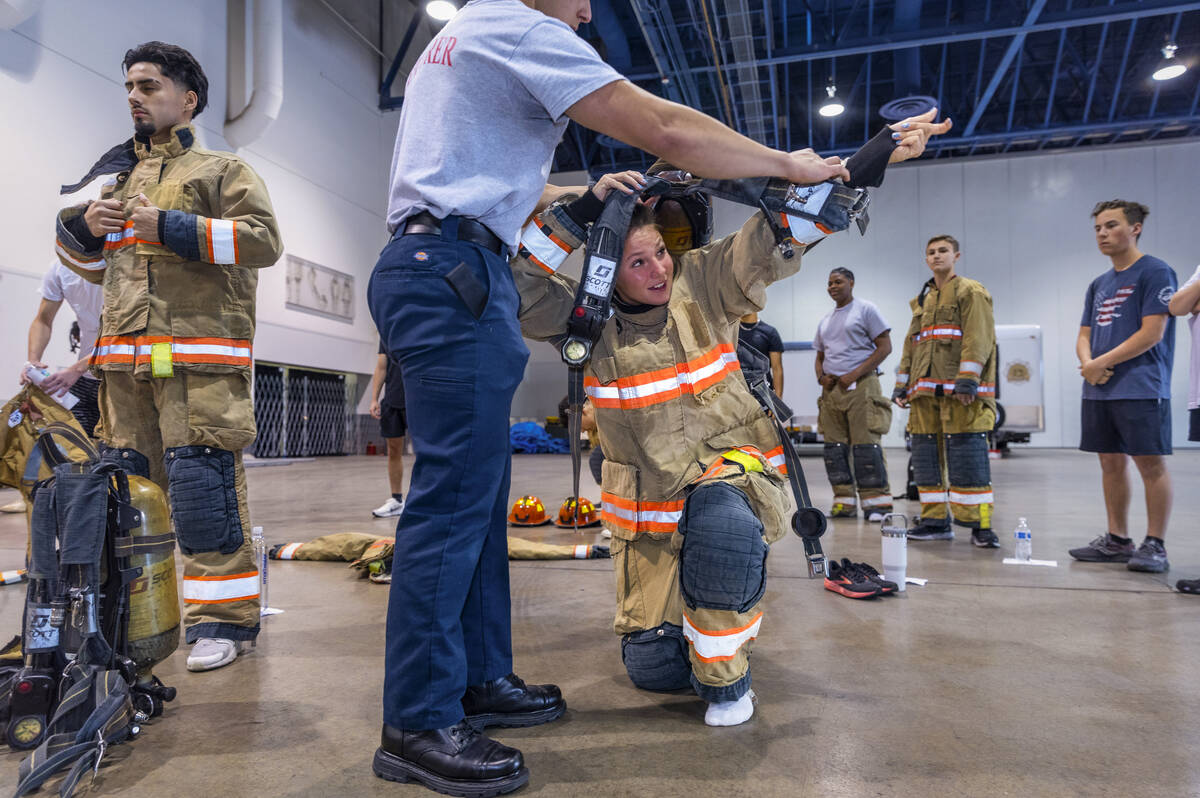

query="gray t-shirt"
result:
[814,298,891,376]
[385,0,623,252]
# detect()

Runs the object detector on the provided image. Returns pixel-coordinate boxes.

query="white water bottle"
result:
[880,513,909,592]
[1013,518,1032,562]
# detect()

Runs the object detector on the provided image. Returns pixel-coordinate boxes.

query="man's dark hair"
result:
[1091,199,1149,229]
[122,41,209,117]
[829,267,855,282]
[926,234,960,253]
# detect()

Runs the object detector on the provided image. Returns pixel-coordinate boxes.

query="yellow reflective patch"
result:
[721,449,763,473]
[979,502,992,529]
[150,342,173,378]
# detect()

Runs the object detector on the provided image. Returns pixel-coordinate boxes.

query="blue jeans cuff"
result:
[691,671,751,703]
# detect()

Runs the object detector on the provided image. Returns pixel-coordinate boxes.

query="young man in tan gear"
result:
[893,235,1000,548]
[54,41,283,671]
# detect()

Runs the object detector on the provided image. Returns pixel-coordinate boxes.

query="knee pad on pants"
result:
[946,432,990,486]
[165,445,244,556]
[620,623,691,692]
[98,446,151,479]
[852,444,887,490]
[823,442,853,486]
[910,434,942,486]
[679,482,767,613]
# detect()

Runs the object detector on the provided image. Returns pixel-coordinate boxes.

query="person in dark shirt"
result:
[370,341,407,517]
[739,313,785,397]
[1069,200,1177,573]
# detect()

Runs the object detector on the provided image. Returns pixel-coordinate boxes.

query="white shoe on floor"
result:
[187,638,243,672]
[372,497,405,518]
[600,527,612,539]
[704,689,756,727]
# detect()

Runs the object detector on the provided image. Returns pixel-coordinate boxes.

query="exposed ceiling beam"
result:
[625,0,1200,79]
[962,0,1047,137]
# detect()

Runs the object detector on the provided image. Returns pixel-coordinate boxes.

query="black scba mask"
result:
[647,164,712,251]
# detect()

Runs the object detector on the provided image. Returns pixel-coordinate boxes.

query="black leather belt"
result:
[399,211,504,255]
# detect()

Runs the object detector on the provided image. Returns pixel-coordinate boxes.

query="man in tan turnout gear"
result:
[893,235,999,548]
[53,42,282,670]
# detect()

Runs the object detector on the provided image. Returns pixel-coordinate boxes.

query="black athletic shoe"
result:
[1175,578,1200,594]
[1068,533,1135,563]
[374,722,529,797]
[971,528,1001,548]
[907,524,954,541]
[844,559,898,594]
[823,560,882,599]
[462,672,566,729]
[1127,538,1169,573]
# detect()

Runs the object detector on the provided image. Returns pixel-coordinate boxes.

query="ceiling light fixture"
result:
[425,0,457,22]
[819,82,844,118]
[1152,42,1187,81]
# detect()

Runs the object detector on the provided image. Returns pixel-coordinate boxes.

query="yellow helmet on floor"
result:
[554,496,601,528]
[508,495,550,526]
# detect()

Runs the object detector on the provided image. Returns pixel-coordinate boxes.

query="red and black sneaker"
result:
[824,559,882,599]
[843,559,898,595]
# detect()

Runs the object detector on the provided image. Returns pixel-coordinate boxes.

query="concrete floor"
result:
[2,448,1199,797]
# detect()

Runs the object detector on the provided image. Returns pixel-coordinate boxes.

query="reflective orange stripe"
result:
[584,344,740,410]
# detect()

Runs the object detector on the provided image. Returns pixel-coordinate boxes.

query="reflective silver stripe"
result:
[56,242,105,270]
[276,543,303,560]
[208,219,238,264]
[959,361,983,375]
[861,495,892,507]
[573,544,590,559]
[949,491,993,505]
[918,490,948,503]
[182,572,260,603]
[682,611,763,662]
[519,221,571,272]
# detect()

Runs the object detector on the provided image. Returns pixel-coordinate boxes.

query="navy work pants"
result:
[368,218,529,730]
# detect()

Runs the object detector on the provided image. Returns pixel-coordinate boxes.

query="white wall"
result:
[0,0,401,399]
[514,141,1200,447]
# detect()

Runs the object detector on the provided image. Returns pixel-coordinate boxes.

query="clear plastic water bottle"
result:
[1013,518,1032,562]
[251,525,268,613]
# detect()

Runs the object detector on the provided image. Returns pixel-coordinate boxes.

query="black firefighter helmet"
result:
[646,160,712,256]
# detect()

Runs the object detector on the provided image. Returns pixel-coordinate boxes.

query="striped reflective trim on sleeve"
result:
[275,542,303,560]
[949,489,994,506]
[584,344,740,410]
[205,219,239,264]
[779,213,831,246]
[573,544,591,559]
[682,611,763,663]
[182,571,260,604]
[958,360,983,376]
[600,492,685,535]
[56,240,106,270]
[518,220,573,273]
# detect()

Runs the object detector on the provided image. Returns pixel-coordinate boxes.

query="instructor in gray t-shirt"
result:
[814,267,895,519]
[366,1,948,792]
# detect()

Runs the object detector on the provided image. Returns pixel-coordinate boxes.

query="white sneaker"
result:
[705,689,756,727]
[187,638,242,672]
[600,527,612,539]
[867,511,886,522]
[372,497,405,517]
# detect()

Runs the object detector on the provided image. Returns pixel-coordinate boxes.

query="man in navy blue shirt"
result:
[1069,200,1177,573]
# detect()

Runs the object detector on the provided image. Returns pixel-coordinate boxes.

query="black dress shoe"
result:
[462,672,566,729]
[373,721,529,797]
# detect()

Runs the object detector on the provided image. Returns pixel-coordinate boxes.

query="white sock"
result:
[704,690,755,727]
